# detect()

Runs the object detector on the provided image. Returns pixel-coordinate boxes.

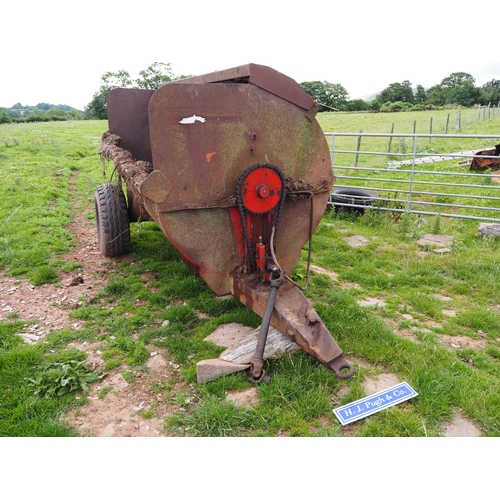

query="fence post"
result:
[456,106,461,131]
[429,117,433,143]
[477,105,481,123]
[354,129,362,168]
[406,133,418,213]
[445,113,450,134]
[330,134,336,169]
[387,123,394,153]
[488,102,491,119]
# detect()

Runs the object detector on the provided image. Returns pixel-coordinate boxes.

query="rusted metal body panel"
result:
[470,144,500,170]
[102,63,353,380]
[107,88,155,163]
[145,81,331,294]
[162,63,316,112]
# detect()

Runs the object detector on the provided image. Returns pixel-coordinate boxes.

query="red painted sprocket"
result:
[238,165,284,214]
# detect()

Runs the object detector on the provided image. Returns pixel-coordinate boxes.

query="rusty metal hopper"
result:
[99,63,354,381]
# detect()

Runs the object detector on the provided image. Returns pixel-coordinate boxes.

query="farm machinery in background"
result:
[95,63,354,382]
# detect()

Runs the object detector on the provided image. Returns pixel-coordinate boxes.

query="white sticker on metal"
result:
[179,115,206,124]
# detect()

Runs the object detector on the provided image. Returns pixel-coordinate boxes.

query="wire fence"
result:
[368,104,500,137]
[326,131,500,222]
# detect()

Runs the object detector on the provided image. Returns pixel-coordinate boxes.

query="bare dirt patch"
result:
[0,204,112,336]
[1,180,196,436]
[65,350,193,437]
[309,264,339,281]
[438,334,486,350]
[442,410,481,437]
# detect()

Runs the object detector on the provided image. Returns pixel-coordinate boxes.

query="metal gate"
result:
[326,132,500,222]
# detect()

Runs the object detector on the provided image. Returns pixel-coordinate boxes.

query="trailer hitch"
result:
[232,274,354,380]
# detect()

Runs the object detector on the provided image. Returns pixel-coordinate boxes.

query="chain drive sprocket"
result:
[235,163,286,273]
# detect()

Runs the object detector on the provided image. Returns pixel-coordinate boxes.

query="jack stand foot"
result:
[248,369,271,384]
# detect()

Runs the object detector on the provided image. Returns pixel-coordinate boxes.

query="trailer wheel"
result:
[328,188,378,214]
[95,184,130,257]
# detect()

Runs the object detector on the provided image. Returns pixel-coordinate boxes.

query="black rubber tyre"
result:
[328,188,378,213]
[95,184,130,257]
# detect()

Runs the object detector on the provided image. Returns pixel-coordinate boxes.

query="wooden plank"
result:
[220,326,300,365]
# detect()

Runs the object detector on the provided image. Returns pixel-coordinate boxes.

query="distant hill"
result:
[357,92,379,102]
[0,103,83,123]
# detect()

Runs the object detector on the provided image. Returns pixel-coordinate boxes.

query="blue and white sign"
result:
[333,381,418,425]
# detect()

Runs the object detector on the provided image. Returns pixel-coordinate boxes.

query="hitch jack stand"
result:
[248,272,283,383]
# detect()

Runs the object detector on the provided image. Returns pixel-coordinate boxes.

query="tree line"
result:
[2,64,498,125]
[300,72,500,112]
[85,64,499,121]
[0,103,83,124]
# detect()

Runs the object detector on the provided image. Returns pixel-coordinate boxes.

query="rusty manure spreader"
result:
[95,63,354,383]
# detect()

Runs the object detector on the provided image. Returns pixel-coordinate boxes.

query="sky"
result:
[2,0,499,111]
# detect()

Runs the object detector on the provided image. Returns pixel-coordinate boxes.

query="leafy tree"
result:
[84,64,181,119]
[84,91,108,120]
[414,84,427,104]
[380,100,413,111]
[375,80,414,106]
[46,108,69,121]
[26,109,49,122]
[442,72,480,106]
[441,72,475,89]
[101,69,133,91]
[345,99,370,111]
[84,69,133,120]
[427,72,480,107]
[135,62,174,89]
[7,108,21,119]
[0,108,12,124]
[479,79,500,105]
[35,103,51,111]
[300,81,349,111]
[68,109,83,120]
[426,84,446,106]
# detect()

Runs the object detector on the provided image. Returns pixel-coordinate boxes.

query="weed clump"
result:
[26,359,102,398]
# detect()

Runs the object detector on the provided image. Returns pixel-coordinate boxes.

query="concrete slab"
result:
[363,373,400,395]
[357,297,387,308]
[345,235,370,248]
[417,234,453,248]
[196,359,250,384]
[443,411,481,437]
[225,387,260,407]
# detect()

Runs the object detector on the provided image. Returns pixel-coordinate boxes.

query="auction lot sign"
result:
[333,382,418,425]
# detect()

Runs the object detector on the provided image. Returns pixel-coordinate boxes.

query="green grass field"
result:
[1,113,500,437]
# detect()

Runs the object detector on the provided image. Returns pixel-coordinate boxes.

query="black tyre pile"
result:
[328,188,378,214]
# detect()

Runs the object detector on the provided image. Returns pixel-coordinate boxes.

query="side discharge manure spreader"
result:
[96,63,354,382]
